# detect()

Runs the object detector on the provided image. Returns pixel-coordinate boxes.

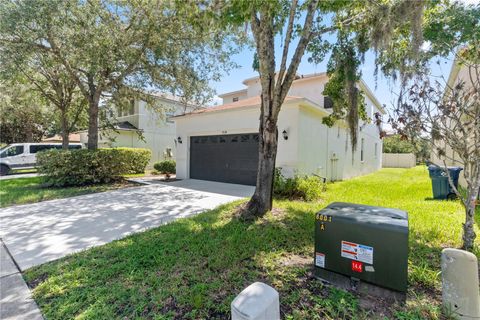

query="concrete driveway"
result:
[0,180,254,271]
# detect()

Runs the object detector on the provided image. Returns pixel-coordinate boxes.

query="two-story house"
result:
[79,93,198,166]
[430,57,478,188]
[173,72,385,185]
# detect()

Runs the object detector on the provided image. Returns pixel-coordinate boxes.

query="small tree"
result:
[383,134,431,163]
[395,49,479,250]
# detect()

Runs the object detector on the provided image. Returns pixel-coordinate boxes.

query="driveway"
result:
[0,180,254,271]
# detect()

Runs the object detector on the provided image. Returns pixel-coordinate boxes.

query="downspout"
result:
[325,126,329,181]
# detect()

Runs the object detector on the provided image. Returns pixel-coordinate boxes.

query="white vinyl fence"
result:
[382,153,416,168]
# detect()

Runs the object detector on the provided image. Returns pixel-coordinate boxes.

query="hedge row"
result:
[37,147,151,187]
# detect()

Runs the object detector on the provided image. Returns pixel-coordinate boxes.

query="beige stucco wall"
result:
[175,99,383,182]
[174,102,301,180]
[220,90,248,104]
[382,153,416,168]
[430,62,476,189]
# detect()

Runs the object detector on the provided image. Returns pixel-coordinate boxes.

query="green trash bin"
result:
[428,166,463,200]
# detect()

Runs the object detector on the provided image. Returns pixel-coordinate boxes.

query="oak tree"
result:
[0,0,235,149]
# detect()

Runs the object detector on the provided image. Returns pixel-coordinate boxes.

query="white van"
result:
[0,143,83,175]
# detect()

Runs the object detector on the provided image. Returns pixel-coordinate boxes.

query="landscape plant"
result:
[273,168,324,201]
[153,160,176,180]
[37,148,151,187]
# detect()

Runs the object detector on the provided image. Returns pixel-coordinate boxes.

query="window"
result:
[324,96,334,109]
[0,146,24,158]
[166,112,175,123]
[232,97,239,102]
[241,135,250,142]
[374,143,378,159]
[117,100,135,117]
[128,99,135,116]
[68,145,82,150]
[30,145,56,154]
[360,138,365,162]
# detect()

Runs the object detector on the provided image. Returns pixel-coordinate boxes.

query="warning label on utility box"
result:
[341,241,373,264]
[315,252,325,268]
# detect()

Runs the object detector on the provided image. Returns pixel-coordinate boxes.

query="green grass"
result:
[23,167,478,319]
[0,177,132,207]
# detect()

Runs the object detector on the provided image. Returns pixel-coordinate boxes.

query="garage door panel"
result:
[190,133,258,185]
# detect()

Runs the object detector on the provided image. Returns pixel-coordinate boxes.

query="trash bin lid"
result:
[447,167,463,172]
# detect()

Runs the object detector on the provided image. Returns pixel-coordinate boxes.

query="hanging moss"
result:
[323,38,367,151]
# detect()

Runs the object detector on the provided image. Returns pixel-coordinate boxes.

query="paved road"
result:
[0,179,254,271]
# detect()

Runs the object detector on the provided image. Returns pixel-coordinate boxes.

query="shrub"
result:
[37,147,151,187]
[296,175,325,201]
[273,168,325,201]
[153,160,176,179]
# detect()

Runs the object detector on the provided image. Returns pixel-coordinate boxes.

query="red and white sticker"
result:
[315,252,325,268]
[352,261,363,272]
[341,240,373,264]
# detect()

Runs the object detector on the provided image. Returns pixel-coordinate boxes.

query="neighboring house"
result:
[430,59,477,188]
[42,133,81,143]
[173,72,385,186]
[79,94,198,166]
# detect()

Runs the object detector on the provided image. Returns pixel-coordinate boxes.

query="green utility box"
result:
[314,202,409,298]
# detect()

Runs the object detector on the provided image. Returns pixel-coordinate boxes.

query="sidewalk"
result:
[0,241,43,320]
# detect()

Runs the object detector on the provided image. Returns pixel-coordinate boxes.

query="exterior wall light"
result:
[282,130,288,140]
[177,137,183,144]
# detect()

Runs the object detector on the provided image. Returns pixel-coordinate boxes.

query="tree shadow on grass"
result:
[24,201,320,319]
[24,199,454,320]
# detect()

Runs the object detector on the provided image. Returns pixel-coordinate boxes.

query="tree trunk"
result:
[60,109,69,149]
[25,117,34,142]
[243,99,278,219]
[462,184,479,251]
[87,95,100,150]
[463,205,476,251]
[241,2,316,220]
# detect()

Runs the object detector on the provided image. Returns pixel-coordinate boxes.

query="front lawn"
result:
[0,176,134,207]
[24,167,478,319]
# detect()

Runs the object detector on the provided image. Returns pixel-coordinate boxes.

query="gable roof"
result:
[219,72,385,114]
[114,121,138,131]
[173,95,304,118]
[42,133,81,142]
[241,72,328,85]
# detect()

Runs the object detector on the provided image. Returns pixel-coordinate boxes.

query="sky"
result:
[208,13,458,116]
[209,39,456,115]
[209,0,479,111]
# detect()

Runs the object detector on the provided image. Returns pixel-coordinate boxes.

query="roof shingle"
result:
[179,95,303,117]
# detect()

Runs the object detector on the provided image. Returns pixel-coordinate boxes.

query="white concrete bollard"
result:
[231,282,280,320]
[441,248,480,319]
